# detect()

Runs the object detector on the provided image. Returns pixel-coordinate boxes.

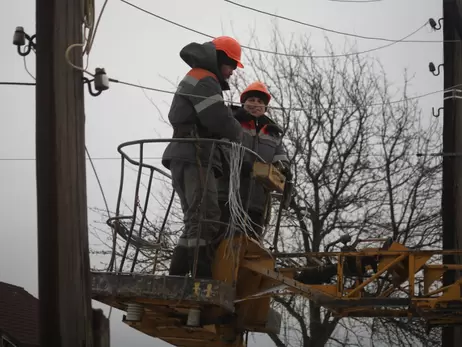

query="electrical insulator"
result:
[428,18,437,30]
[13,26,26,46]
[428,62,436,73]
[94,68,110,91]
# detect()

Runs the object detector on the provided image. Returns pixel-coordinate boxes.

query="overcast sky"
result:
[0,0,443,346]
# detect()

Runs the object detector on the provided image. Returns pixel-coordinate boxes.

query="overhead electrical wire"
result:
[329,0,383,2]
[224,0,456,43]
[1,77,458,111]
[0,156,163,161]
[23,57,36,81]
[0,152,445,161]
[0,82,35,86]
[110,78,458,111]
[119,0,430,59]
[11,1,447,105]
[85,146,111,218]
[334,22,428,57]
[5,0,455,113]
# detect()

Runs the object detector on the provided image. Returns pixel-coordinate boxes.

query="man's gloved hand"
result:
[276,162,292,181]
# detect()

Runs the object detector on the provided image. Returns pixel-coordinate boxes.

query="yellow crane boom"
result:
[92,236,462,347]
[91,139,462,347]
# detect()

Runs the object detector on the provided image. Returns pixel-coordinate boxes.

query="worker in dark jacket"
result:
[162,36,244,278]
[218,81,290,239]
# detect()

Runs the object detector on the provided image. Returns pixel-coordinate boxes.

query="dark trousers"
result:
[168,160,222,278]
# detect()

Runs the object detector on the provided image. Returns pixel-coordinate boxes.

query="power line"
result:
[110,78,459,111]
[0,81,35,86]
[341,22,427,57]
[0,156,163,161]
[85,146,111,217]
[224,0,457,43]
[1,75,455,111]
[119,0,429,59]
[23,56,36,80]
[329,0,383,2]
[0,152,443,160]
[121,0,213,39]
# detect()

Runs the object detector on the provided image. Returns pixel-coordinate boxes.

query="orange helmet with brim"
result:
[240,81,271,105]
[212,36,244,68]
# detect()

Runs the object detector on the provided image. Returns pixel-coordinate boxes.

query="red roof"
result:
[0,282,39,347]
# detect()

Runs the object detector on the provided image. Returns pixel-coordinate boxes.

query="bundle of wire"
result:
[223,142,259,257]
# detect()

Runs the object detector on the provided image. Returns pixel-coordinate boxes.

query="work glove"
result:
[275,161,292,181]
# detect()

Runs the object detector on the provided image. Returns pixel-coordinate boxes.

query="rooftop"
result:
[0,282,39,347]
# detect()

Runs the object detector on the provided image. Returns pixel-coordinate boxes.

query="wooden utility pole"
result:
[442,0,462,345]
[35,1,108,346]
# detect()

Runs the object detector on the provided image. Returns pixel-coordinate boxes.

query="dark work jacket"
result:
[161,42,243,174]
[217,107,289,213]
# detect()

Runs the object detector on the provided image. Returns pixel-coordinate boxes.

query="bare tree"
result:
[229,29,442,347]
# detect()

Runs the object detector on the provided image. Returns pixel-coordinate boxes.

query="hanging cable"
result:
[64,0,95,75]
[0,74,458,111]
[65,43,94,76]
[0,156,162,161]
[329,0,383,2]
[0,81,35,86]
[65,0,110,76]
[109,77,460,111]
[84,0,109,55]
[85,146,111,218]
[224,0,457,43]
[223,142,258,256]
[23,56,36,81]
[119,0,430,59]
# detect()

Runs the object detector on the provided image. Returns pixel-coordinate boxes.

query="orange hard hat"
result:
[240,81,271,104]
[212,36,244,68]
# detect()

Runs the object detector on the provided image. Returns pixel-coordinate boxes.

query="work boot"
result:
[169,246,189,276]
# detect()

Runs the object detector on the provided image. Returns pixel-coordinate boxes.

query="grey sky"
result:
[0,0,443,346]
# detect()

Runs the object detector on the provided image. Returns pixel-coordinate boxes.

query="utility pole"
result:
[442,0,462,345]
[36,0,108,346]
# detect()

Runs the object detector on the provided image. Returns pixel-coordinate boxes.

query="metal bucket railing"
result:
[105,138,287,277]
